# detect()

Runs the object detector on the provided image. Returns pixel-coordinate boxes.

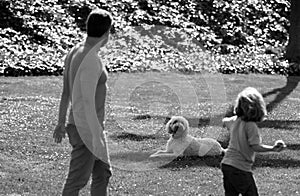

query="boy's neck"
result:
[85,36,103,49]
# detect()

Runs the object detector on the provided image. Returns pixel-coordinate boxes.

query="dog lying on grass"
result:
[150,116,225,158]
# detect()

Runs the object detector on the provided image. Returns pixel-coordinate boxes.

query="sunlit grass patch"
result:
[0,73,300,195]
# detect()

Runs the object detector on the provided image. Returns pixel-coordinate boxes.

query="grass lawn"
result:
[1,72,300,196]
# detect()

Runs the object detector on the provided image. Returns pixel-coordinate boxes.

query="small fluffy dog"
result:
[150,116,225,158]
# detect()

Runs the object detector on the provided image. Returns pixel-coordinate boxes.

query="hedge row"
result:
[1,0,298,76]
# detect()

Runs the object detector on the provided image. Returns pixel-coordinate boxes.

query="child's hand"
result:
[273,140,286,152]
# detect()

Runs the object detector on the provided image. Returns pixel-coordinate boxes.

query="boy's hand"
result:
[53,123,66,143]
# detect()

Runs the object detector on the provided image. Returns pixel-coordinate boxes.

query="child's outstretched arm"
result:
[251,140,286,153]
[251,144,275,152]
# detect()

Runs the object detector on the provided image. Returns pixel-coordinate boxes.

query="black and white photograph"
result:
[1,0,300,195]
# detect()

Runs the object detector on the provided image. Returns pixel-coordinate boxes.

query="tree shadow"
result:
[109,131,157,141]
[286,144,300,151]
[254,153,300,168]
[189,117,299,130]
[262,76,300,112]
[158,155,223,169]
[257,120,299,130]
[110,151,153,161]
[132,114,299,130]
[158,153,300,170]
[109,151,300,170]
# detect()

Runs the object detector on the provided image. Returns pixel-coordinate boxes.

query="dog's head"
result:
[166,116,189,139]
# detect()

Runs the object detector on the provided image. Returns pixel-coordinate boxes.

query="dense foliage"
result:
[0,0,298,76]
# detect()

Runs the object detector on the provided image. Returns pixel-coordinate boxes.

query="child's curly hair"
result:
[234,87,267,122]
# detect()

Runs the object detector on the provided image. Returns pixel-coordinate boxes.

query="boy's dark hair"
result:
[86,9,113,38]
[234,87,267,122]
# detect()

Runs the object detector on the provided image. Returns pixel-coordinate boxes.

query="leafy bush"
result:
[1,0,298,76]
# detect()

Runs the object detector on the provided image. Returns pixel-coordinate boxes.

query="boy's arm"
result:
[57,66,70,125]
[53,52,72,143]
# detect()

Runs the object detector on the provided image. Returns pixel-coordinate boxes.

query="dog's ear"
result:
[164,116,171,125]
[165,117,172,132]
[184,118,189,130]
[177,116,189,131]
[181,117,189,131]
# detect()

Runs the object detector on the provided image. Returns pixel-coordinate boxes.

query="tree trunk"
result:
[286,0,300,63]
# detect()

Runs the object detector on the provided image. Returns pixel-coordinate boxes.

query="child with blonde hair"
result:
[221,87,286,196]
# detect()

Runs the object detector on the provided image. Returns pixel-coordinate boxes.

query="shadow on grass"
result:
[158,155,223,169]
[109,132,157,141]
[108,146,300,170]
[158,153,300,170]
[110,151,153,161]
[286,144,300,151]
[257,120,299,130]
[109,151,180,171]
[262,76,300,112]
[132,114,299,130]
[254,153,300,168]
